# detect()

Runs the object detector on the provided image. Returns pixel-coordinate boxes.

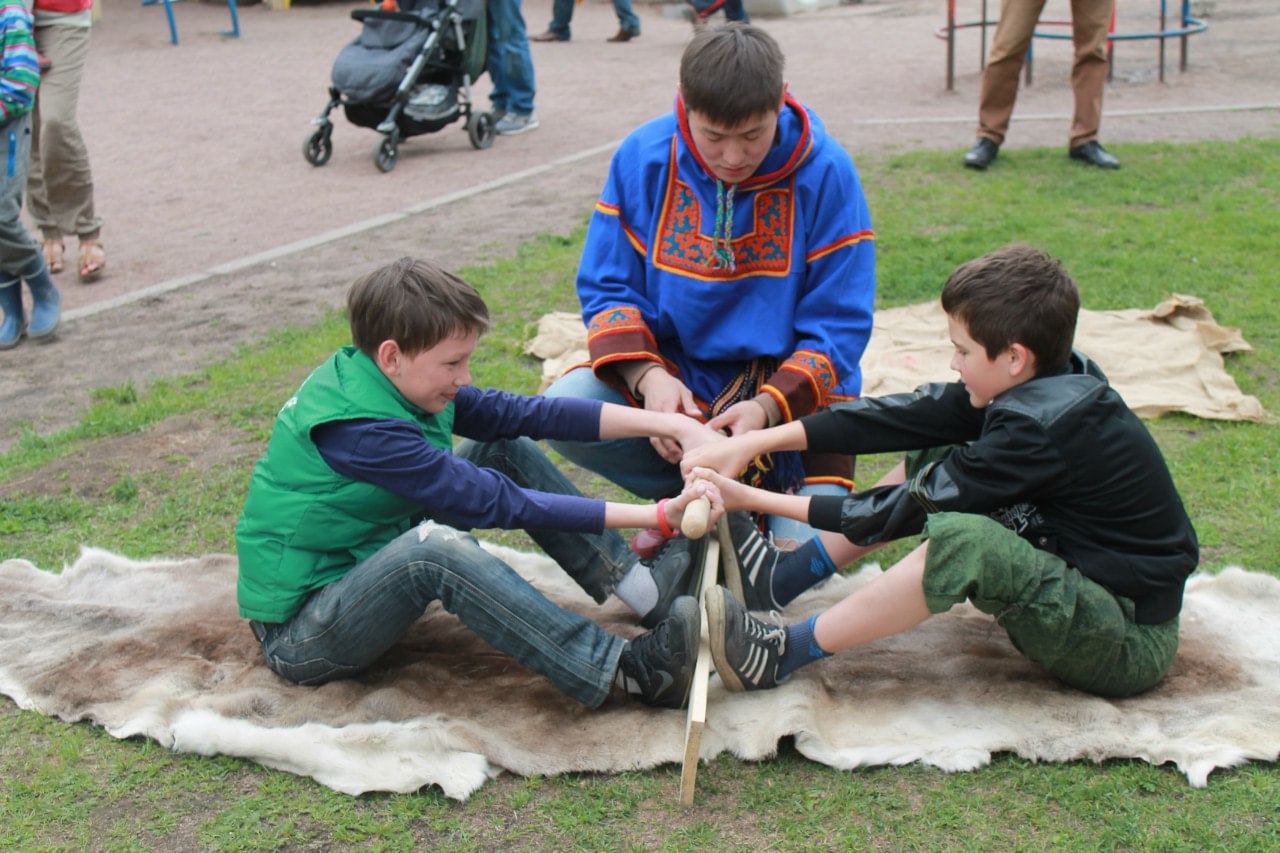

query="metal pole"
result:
[947,0,956,91]
[1180,0,1190,71]
[980,0,988,69]
[1107,3,1115,82]
[1159,0,1167,82]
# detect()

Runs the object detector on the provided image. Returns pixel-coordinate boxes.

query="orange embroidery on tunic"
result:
[654,176,794,279]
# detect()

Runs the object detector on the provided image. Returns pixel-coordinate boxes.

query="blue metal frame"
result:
[1029,0,1206,83]
[142,0,241,45]
[940,0,1208,90]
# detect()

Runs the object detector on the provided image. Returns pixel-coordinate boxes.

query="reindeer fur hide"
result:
[1,546,1277,799]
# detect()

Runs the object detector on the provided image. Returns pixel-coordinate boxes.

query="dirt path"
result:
[0,0,1276,451]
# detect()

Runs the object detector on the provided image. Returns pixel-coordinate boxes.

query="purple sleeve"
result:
[452,385,603,443]
[313,418,606,533]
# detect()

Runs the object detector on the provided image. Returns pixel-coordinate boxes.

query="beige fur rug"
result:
[1,545,1277,800]
[527,295,1265,422]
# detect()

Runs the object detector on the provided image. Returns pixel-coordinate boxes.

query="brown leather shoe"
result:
[531,30,568,42]
[606,29,639,42]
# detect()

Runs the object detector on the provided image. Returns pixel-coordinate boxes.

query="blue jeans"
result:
[546,0,640,38]
[487,0,536,115]
[252,437,632,707]
[688,0,748,22]
[543,367,844,544]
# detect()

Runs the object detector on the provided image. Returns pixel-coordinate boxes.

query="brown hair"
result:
[940,243,1080,371]
[680,23,785,127]
[347,257,490,357]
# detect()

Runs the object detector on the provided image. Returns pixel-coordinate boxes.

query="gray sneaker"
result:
[705,585,786,693]
[494,111,539,135]
[640,535,707,629]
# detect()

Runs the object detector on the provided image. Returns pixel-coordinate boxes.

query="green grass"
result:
[2,138,1278,849]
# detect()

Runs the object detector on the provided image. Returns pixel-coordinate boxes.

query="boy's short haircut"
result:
[679,22,785,128]
[941,243,1080,371]
[347,257,491,357]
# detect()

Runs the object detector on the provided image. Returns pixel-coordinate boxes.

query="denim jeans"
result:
[545,0,640,38]
[252,437,632,707]
[487,0,536,115]
[688,0,748,22]
[543,367,842,544]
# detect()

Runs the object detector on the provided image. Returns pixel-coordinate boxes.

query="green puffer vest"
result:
[235,346,454,622]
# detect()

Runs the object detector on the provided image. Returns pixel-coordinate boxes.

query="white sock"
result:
[614,652,643,696]
[615,561,658,617]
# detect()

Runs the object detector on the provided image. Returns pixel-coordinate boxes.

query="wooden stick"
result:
[680,496,711,539]
[678,533,719,807]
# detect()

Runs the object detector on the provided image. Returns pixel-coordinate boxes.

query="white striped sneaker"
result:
[725,511,781,611]
[705,585,785,692]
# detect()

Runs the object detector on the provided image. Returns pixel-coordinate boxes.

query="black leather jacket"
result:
[803,353,1198,624]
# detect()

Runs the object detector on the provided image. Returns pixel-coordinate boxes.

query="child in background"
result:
[0,0,60,349]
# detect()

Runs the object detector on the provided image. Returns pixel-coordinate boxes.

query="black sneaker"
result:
[724,512,781,611]
[639,535,706,629]
[705,585,785,693]
[619,595,700,709]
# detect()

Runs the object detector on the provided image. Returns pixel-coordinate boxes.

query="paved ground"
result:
[0,0,1276,449]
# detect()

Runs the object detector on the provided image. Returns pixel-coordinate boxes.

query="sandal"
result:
[78,239,105,283]
[42,238,64,274]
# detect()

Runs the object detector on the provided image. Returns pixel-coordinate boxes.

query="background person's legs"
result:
[541,0,574,40]
[1067,0,1115,148]
[27,26,101,255]
[612,0,641,35]
[486,0,536,119]
[977,0,1049,144]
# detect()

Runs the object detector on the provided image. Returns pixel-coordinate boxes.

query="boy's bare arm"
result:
[597,402,723,458]
[680,420,810,480]
[601,477,724,530]
[686,466,811,524]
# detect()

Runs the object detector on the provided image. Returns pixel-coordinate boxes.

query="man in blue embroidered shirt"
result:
[545,22,876,561]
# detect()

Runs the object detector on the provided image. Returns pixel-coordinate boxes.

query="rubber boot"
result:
[0,280,23,349]
[24,262,61,340]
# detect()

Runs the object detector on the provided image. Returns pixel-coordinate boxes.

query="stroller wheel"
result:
[303,126,333,167]
[467,112,496,151]
[373,136,399,173]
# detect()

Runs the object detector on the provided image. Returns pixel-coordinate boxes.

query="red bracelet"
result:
[655,498,678,539]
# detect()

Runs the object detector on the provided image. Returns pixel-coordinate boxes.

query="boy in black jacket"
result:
[683,244,1198,698]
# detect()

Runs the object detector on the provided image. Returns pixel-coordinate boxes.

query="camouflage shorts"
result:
[916,509,1179,698]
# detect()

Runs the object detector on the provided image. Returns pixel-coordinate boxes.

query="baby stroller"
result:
[303,0,495,173]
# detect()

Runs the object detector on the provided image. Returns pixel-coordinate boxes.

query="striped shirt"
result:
[0,1,39,123]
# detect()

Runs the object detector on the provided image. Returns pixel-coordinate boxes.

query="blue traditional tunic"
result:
[578,93,875,436]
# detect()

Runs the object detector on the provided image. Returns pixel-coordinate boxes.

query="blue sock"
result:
[771,536,838,607]
[777,615,832,680]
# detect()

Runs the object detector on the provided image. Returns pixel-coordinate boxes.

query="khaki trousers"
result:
[977,0,1114,149]
[27,24,102,242]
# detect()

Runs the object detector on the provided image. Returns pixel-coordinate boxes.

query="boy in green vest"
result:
[236,257,726,710]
